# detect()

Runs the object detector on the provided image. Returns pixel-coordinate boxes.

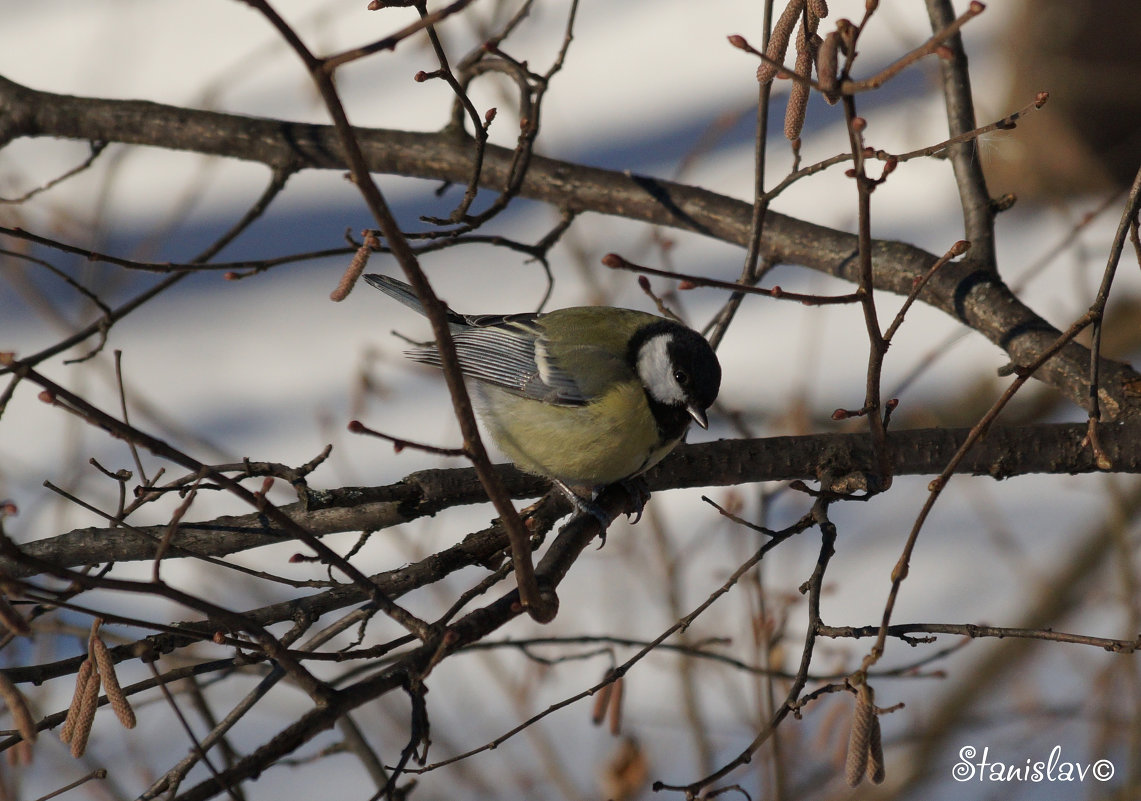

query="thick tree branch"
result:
[7,421,1141,581]
[1,74,1137,419]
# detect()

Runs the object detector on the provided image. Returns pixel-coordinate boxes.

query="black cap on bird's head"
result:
[630,321,721,434]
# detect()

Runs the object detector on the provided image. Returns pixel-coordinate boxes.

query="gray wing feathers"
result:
[406,323,588,405]
[367,274,589,404]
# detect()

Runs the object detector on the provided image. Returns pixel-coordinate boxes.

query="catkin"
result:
[91,636,136,729]
[69,669,101,759]
[591,682,612,725]
[784,32,814,141]
[0,671,36,745]
[844,684,875,787]
[59,658,94,744]
[330,233,377,302]
[817,31,841,103]
[866,712,885,784]
[608,677,624,736]
[757,0,806,84]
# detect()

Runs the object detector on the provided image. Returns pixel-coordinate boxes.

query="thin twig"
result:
[883,240,969,343]
[243,0,556,624]
[602,253,861,306]
[146,658,242,801]
[860,308,1100,674]
[348,420,467,457]
[1083,163,1141,469]
[0,141,107,203]
[818,621,1141,653]
[657,500,837,795]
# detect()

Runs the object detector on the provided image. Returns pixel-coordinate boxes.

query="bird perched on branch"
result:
[365,273,721,523]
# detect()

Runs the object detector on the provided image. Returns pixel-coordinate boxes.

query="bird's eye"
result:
[673,369,690,386]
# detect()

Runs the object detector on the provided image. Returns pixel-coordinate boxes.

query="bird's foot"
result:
[550,478,652,547]
[616,476,651,524]
[551,479,614,532]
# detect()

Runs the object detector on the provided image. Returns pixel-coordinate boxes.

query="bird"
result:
[364,273,721,522]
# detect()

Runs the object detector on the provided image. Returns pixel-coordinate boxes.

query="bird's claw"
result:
[550,478,652,547]
[618,477,651,524]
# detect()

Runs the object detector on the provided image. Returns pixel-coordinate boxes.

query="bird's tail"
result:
[363,274,468,329]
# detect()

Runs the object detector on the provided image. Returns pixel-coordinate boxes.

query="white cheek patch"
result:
[636,333,686,405]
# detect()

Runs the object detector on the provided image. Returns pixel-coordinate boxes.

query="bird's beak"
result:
[687,404,709,429]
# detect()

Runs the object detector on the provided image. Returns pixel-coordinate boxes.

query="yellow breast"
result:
[472,382,680,487]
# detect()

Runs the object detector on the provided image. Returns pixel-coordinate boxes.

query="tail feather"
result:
[363,274,468,329]
[364,274,427,314]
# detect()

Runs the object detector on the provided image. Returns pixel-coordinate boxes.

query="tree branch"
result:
[7,421,1141,581]
[925,0,997,268]
[2,74,1136,418]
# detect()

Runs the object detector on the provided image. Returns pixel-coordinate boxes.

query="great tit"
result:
[365,273,721,513]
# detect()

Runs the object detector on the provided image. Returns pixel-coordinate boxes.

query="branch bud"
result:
[835,18,857,55]
[601,253,625,270]
[991,193,1017,213]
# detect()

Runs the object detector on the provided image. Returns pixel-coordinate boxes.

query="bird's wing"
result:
[405,316,592,406]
